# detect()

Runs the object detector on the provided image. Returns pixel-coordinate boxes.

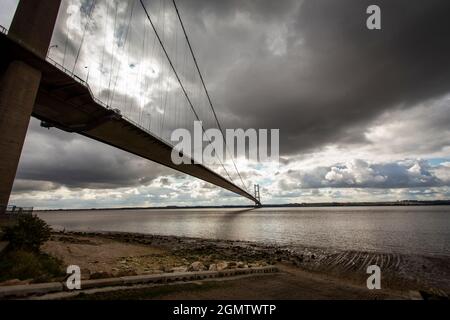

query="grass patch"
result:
[0,249,65,283]
[0,214,64,283]
[2,214,51,252]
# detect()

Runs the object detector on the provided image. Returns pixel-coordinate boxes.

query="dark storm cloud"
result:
[51,0,450,156]
[175,0,450,155]
[180,0,297,20]
[12,180,60,194]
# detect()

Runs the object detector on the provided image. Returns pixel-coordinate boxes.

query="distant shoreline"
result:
[36,200,450,212]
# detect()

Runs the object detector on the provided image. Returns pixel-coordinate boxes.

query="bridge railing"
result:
[46,57,113,111]
[0,25,8,35]
[46,56,89,89]
[0,205,33,216]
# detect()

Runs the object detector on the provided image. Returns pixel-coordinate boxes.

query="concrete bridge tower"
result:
[0,0,62,213]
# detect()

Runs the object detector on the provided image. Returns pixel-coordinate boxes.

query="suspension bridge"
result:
[0,0,261,212]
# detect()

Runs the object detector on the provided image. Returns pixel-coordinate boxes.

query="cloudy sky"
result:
[2,0,450,209]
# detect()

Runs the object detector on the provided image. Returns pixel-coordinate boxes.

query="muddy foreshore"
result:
[47,230,450,298]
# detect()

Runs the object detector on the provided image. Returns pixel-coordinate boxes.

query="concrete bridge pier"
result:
[0,0,61,213]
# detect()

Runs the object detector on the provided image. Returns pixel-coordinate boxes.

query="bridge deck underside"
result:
[0,34,257,204]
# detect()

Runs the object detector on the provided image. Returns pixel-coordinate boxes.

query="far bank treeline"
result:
[36,200,450,212]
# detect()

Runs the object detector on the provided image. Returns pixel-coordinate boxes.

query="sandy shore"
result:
[24,231,446,299]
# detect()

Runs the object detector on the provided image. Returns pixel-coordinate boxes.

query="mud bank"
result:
[38,231,450,299]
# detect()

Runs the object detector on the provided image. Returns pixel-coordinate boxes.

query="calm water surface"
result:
[38,206,450,256]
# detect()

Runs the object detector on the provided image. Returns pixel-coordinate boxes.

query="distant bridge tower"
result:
[254,184,261,207]
[0,0,62,213]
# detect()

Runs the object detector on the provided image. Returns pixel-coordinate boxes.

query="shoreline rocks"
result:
[188,262,207,272]
[46,231,450,295]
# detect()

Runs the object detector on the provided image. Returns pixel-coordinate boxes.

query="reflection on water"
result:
[38,206,450,256]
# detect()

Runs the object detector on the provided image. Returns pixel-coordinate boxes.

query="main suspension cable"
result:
[172,0,250,193]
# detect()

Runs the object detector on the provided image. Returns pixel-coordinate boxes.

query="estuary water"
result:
[38,206,450,257]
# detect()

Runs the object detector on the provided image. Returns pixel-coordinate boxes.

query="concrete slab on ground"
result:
[0,266,279,299]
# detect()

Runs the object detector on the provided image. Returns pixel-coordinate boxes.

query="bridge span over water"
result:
[0,0,260,211]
